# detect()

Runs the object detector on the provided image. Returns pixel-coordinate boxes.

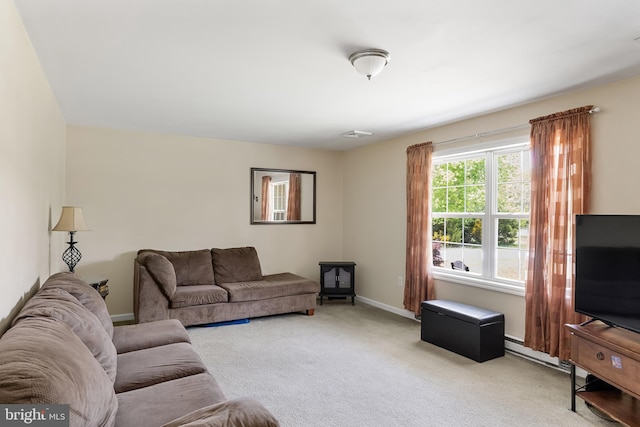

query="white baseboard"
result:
[111,313,135,323]
[356,296,419,321]
[356,296,586,377]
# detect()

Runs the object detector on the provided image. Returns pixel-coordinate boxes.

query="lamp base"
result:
[62,231,82,273]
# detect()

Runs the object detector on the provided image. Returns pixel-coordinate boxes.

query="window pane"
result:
[442,244,482,275]
[497,219,519,248]
[522,152,531,177]
[432,218,445,242]
[497,183,523,213]
[433,164,447,187]
[519,219,529,250]
[464,218,482,244]
[496,219,528,281]
[432,188,446,212]
[497,247,525,281]
[466,185,485,212]
[497,149,530,215]
[447,187,464,212]
[462,246,482,274]
[497,152,523,183]
[445,218,463,243]
[443,243,461,269]
[432,241,444,267]
[465,158,485,185]
[448,161,465,186]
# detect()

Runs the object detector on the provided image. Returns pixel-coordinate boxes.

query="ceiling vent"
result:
[341,130,373,138]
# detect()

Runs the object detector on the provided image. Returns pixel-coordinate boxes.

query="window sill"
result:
[432,270,525,297]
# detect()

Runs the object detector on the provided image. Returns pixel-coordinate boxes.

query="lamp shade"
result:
[52,207,90,232]
[349,49,390,80]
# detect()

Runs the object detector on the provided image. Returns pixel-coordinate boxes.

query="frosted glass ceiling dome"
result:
[349,49,390,80]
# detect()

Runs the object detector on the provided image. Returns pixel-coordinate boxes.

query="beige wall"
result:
[0,0,66,331]
[343,75,640,339]
[65,126,344,317]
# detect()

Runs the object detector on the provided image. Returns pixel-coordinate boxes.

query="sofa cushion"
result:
[113,319,191,354]
[138,252,178,298]
[161,397,280,427]
[41,272,114,338]
[12,287,117,382]
[0,317,118,427]
[170,285,228,309]
[212,246,263,283]
[116,373,226,427]
[115,342,208,393]
[219,272,319,302]
[140,249,215,287]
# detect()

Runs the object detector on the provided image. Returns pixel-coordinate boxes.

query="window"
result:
[432,142,530,289]
[270,181,288,221]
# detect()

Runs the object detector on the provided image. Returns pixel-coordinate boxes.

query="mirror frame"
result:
[250,167,317,225]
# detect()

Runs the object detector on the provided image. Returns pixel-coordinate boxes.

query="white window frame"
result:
[270,181,288,221]
[431,137,530,297]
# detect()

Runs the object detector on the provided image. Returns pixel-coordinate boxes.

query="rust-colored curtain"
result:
[525,106,593,360]
[404,142,436,316]
[286,173,301,221]
[261,176,271,221]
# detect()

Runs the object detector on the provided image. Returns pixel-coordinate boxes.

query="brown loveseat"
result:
[0,272,279,427]
[135,246,319,326]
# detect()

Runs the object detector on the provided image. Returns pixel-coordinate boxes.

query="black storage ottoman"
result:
[421,299,505,362]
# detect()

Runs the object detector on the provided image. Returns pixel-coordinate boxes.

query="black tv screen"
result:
[575,215,640,333]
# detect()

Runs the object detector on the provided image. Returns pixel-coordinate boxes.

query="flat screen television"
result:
[575,214,640,334]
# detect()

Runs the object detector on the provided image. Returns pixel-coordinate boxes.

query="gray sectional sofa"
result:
[0,272,280,427]
[134,246,319,326]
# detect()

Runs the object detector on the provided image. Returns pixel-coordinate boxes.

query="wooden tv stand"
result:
[566,322,640,426]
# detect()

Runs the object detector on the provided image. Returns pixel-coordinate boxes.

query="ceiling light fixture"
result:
[349,49,390,80]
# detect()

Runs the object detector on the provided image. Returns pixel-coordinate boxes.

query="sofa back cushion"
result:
[0,317,118,427]
[139,249,215,287]
[211,247,263,283]
[137,252,178,298]
[41,272,114,338]
[12,287,117,382]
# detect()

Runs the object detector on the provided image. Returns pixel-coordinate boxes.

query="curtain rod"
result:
[434,106,600,146]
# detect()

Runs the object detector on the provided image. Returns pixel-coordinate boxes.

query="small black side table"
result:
[319,262,356,305]
[85,277,109,300]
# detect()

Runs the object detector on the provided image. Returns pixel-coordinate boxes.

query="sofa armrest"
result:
[134,260,171,323]
[137,252,178,298]
[161,397,279,427]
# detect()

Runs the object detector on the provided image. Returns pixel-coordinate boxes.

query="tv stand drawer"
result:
[567,322,640,425]
[572,335,638,390]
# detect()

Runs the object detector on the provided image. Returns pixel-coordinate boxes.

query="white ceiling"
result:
[14,0,640,151]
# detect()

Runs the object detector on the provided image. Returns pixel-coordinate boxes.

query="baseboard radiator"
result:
[504,335,575,373]
[356,296,578,374]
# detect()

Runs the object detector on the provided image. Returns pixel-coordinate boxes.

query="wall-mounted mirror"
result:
[251,168,316,224]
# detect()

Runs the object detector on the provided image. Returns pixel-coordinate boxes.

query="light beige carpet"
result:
[188,301,615,427]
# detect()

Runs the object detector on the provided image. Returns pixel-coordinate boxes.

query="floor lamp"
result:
[52,206,90,273]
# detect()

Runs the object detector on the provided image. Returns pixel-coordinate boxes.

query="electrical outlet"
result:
[397,276,404,287]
